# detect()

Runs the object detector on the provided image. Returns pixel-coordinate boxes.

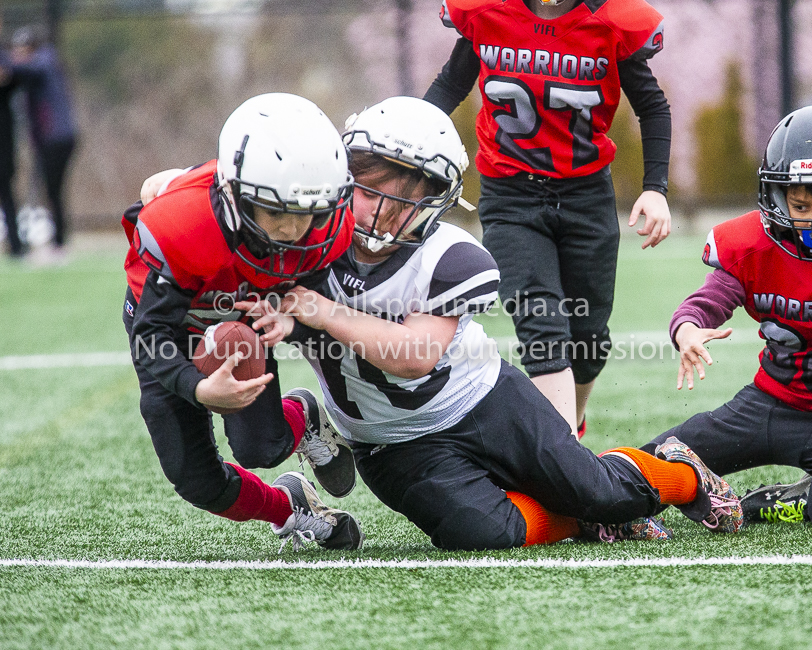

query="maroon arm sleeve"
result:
[669,269,746,349]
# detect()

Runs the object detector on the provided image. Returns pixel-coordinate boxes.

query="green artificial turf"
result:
[1,236,810,649]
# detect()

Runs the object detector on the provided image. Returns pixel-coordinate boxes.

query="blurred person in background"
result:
[11,24,77,263]
[0,17,23,258]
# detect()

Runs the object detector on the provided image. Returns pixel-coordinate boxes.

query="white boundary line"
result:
[1,555,810,571]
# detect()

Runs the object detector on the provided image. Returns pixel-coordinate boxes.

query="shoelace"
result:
[589,523,618,543]
[298,425,337,467]
[760,499,806,523]
[277,508,335,553]
[702,494,739,530]
[278,529,316,553]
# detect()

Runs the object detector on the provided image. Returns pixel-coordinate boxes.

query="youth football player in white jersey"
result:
[233,97,742,550]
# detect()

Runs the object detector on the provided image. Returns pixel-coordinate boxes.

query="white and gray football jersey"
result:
[300,223,502,444]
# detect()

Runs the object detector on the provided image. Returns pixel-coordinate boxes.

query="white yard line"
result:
[1,555,810,571]
[0,352,131,370]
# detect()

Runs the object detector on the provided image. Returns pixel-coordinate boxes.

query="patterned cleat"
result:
[655,436,744,533]
[577,516,674,543]
[741,474,811,524]
[271,472,364,552]
[285,388,356,498]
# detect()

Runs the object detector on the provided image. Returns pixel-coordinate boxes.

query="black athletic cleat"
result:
[285,388,356,498]
[741,474,811,524]
[271,472,364,552]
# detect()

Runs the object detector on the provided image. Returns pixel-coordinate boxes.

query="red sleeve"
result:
[442,0,499,40]
[701,211,773,279]
[597,0,664,61]
[133,161,232,290]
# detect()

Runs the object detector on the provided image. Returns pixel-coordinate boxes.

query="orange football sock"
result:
[506,491,580,546]
[601,447,697,505]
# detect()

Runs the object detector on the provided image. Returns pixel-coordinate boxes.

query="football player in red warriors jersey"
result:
[122,93,364,552]
[641,107,812,526]
[425,0,672,437]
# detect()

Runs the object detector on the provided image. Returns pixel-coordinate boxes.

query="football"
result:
[193,321,266,414]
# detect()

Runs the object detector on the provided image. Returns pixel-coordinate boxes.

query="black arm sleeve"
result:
[284,268,331,347]
[423,36,480,115]
[130,270,207,406]
[617,57,671,194]
[296,266,331,292]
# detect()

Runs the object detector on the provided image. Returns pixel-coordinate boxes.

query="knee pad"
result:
[524,355,571,379]
[165,461,234,510]
[190,464,243,513]
[569,329,612,384]
[230,438,294,470]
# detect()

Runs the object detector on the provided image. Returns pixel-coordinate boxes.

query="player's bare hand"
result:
[195,352,274,411]
[629,190,671,249]
[140,168,185,205]
[674,322,733,390]
[280,286,335,330]
[234,299,293,347]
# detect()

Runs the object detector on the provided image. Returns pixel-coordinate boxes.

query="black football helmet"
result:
[758,106,812,261]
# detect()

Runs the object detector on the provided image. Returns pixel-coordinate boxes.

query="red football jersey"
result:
[122,160,354,333]
[703,211,812,411]
[441,0,663,179]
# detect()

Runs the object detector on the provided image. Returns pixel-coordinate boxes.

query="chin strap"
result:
[458,197,476,211]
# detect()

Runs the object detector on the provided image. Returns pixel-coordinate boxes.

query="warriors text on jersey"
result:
[294,223,502,444]
[122,160,354,333]
[703,211,812,411]
[440,0,663,179]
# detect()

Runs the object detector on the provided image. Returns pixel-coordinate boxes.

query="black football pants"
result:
[123,295,295,511]
[353,362,662,551]
[36,137,75,248]
[478,168,619,384]
[641,383,812,477]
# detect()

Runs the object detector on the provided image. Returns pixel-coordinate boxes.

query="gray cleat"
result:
[285,388,356,498]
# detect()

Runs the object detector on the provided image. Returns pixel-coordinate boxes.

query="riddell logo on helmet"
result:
[790,159,812,172]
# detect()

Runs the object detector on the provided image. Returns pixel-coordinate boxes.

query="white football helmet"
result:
[343,96,469,251]
[217,93,353,278]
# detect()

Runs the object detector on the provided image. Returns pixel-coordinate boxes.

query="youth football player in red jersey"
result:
[424,0,672,437]
[641,107,812,526]
[122,93,364,552]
